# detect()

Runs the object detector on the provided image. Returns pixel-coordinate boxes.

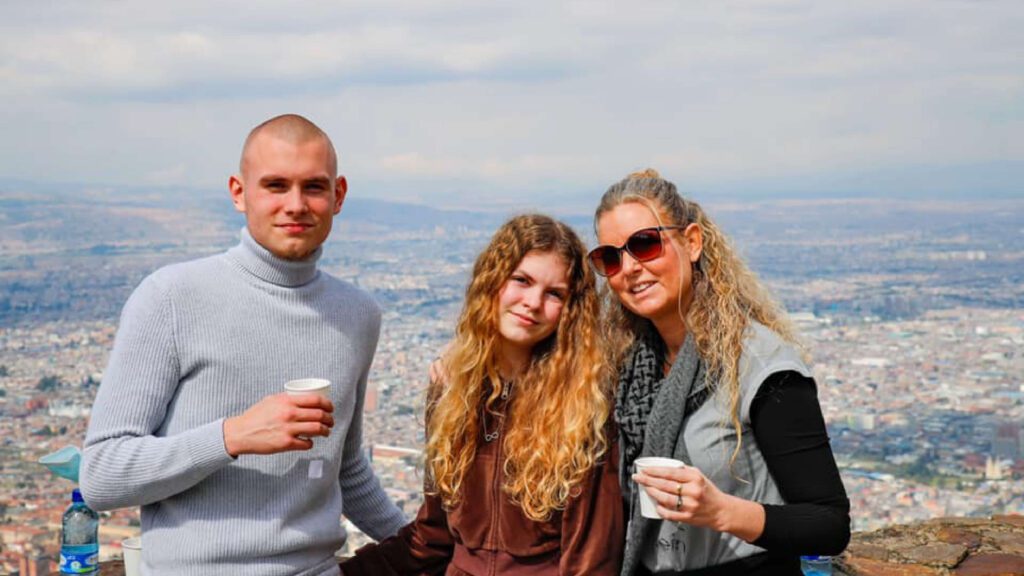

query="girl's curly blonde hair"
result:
[425,214,612,521]
[595,169,801,464]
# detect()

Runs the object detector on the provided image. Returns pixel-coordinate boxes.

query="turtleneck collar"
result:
[226,227,322,287]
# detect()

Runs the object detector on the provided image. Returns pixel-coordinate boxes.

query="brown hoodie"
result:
[341,421,624,576]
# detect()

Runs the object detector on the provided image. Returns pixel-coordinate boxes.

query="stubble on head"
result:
[239,114,338,179]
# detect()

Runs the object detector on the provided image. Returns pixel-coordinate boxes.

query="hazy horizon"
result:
[2,1,1021,206]
[2,173,1021,219]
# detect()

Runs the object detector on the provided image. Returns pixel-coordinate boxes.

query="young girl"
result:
[341,214,623,575]
[591,170,850,575]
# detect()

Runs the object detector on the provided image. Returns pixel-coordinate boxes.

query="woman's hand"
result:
[633,465,766,543]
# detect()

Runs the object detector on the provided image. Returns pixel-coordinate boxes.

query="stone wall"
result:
[97,515,1024,575]
[838,515,1024,575]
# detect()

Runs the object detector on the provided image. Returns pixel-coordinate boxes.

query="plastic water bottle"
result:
[801,555,833,576]
[60,489,99,574]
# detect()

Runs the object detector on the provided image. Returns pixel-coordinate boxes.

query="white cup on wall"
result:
[121,536,141,576]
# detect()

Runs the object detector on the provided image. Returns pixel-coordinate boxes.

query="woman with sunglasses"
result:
[591,170,849,575]
[341,214,623,575]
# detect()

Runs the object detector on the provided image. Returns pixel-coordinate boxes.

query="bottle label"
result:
[59,549,98,574]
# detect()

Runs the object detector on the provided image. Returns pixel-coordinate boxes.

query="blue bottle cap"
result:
[72,488,84,503]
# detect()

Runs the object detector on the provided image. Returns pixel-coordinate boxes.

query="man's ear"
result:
[333,175,347,215]
[684,222,703,263]
[229,175,246,213]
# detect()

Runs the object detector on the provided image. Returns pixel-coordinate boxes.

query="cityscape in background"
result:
[1,184,1022,572]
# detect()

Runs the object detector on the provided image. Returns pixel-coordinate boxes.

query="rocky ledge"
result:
[98,561,125,575]
[97,515,1024,576]
[837,514,1024,575]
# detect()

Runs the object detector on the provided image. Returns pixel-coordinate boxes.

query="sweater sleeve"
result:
[559,431,625,576]
[80,274,235,511]
[749,371,851,556]
[337,307,408,541]
[340,492,454,575]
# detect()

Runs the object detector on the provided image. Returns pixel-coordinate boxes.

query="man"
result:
[81,114,407,575]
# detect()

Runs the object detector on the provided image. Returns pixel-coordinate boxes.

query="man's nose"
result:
[283,186,309,213]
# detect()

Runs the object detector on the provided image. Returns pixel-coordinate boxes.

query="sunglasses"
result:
[588,226,687,277]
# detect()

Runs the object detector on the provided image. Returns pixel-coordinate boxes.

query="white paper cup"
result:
[284,378,331,398]
[122,536,141,576]
[284,379,331,440]
[634,456,687,519]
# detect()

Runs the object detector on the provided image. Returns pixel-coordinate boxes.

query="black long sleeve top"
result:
[750,370,851,555]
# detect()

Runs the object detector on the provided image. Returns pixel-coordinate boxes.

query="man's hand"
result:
[223,393,335,457]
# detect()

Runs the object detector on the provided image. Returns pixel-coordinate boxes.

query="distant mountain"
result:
[337,197,510,230]
[0,179,525,237]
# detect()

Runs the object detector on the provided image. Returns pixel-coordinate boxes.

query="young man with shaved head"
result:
[81,114,407,575]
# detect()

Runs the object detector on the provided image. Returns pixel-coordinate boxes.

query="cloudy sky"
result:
[1,0,1021,210]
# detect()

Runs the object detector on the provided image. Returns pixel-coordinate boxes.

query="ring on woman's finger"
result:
[676,483,684,497]
[675,493,683,511]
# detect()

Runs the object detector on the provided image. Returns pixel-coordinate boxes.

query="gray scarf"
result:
[618,331,707,576]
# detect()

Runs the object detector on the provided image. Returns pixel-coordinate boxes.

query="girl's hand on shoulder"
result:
[428,357,447,386]
[428,343,453,386]
[632,465,765,541]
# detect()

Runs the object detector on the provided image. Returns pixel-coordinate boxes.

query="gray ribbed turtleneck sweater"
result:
[81,228,407,576]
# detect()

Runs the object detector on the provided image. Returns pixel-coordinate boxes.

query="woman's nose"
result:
[620,250,642,276]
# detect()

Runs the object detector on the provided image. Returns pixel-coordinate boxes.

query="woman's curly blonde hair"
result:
[425,214,612,521]
[595,169,801,464]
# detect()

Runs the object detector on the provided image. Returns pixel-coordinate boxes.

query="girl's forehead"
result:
[515,250,570,279]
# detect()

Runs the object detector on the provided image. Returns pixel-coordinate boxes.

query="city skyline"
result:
[1,192,1022,572]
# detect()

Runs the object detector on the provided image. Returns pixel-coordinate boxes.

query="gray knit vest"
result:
[622,323,812,574]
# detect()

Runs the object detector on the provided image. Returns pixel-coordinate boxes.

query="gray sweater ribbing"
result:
[81,228,407,576]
